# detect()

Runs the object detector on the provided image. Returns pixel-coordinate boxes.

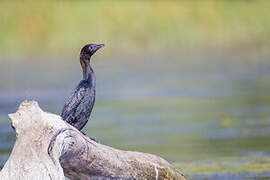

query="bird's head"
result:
[80,43,104,61]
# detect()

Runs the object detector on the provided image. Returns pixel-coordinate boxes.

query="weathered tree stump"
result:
[0,100,187,180]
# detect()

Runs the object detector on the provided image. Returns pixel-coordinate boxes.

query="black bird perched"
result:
[61,43,104,130]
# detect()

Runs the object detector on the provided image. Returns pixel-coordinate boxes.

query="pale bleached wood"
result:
[0,100,187,180]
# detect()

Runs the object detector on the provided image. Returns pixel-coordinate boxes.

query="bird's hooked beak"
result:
[92,44,104,54]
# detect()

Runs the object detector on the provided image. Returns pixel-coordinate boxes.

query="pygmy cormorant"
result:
[61,43,104,130]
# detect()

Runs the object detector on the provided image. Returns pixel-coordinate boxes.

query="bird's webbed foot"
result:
[89,137,99,143]
[81,131,99,143]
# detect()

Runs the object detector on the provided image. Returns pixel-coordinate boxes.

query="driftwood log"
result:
[0,100,187,180]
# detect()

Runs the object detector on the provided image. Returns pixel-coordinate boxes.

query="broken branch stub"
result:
[0,100,187,180]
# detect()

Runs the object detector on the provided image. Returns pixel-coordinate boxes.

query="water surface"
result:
[0,52,270,179]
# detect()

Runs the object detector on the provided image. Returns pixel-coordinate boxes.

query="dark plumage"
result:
[61,44,104,130]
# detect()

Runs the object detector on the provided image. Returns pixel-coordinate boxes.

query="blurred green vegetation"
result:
[0,1,270,57]
[174,155,270,175]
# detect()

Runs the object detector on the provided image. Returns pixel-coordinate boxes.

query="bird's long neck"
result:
[85,63,95,84]
[80,58,95,85]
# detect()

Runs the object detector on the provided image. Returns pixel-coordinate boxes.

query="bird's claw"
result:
[81,131,99,143]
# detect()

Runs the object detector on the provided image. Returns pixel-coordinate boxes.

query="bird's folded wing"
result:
[61,86,86,123]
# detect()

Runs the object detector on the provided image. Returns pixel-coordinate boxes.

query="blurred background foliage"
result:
[0,0,270,58]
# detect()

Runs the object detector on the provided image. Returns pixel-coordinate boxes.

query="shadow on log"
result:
[0,100,187,180]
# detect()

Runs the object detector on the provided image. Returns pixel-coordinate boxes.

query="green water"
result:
[0,52,270,179]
